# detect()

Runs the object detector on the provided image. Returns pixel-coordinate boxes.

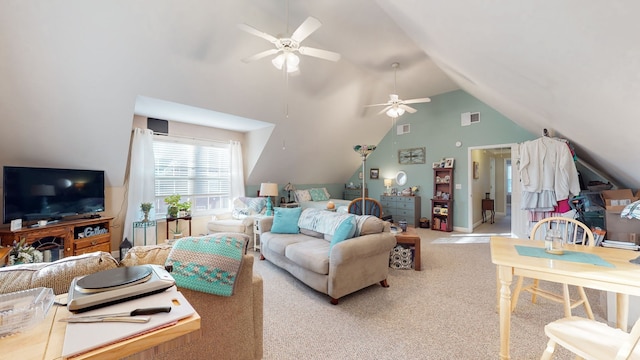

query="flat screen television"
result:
[3,166,105,224]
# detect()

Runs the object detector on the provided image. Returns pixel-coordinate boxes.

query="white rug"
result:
[432,236,490,244]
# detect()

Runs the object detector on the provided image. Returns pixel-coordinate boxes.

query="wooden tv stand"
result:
[0,217,113,259]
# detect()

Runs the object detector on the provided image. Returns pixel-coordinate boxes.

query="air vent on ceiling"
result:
[461,112,481,126]
[397,124,410,135]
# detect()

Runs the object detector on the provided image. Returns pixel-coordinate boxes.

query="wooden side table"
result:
[394,227,422,271]
[482,199,495,224]
[166,216,192,239]
[0,246,10,266]
[280,202,299,208]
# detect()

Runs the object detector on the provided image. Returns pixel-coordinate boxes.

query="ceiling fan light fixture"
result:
[386,107,405,118]
[272,51,300,73]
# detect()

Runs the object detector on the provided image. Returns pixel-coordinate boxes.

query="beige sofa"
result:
[0,234,263,360]
[259,208,396,304]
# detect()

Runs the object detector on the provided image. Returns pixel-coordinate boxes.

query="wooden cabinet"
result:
[380,195,421,226]
[343,188,368,200]
[0,217,113,259]
[432,168,454,232]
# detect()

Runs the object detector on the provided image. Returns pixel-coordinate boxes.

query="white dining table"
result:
[490,236,640,360]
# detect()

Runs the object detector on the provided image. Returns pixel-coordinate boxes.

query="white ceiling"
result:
[0,1,637,189]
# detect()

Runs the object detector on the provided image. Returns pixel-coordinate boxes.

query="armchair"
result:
[207,197,267,237]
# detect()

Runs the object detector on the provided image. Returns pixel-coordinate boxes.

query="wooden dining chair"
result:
[511,216,595,319]
[541,316,640,359]
[347,197,382,218]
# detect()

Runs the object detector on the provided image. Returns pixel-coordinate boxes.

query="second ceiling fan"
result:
[366,62,431,118]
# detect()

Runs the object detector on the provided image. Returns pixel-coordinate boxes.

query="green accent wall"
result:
[348,90,535,229]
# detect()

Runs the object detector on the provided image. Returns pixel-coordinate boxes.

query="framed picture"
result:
[444,157,455,168]
[473,161,479,179]
[432,161,440,169]
[398,147,426,165]
[370,168,379,179]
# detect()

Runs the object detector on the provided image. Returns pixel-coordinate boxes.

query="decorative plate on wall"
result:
[398,147,426,164]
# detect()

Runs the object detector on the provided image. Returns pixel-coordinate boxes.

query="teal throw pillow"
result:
[329,215,356,253]
[309,188,329,201]
[271,207,303,234]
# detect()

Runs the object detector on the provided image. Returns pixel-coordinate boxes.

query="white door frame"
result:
[467,142,522,235]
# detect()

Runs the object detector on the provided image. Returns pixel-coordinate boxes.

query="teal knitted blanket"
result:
[166,234,247,296]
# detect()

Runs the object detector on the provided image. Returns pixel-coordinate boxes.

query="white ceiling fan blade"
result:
[291,16,322,43]
[400,104,417,113]
[237,23,279,43]
[364,102,391,108]
[377,106,393,115]
[403,97,432,104]
[242,49,280,63]
[298,46,341,62]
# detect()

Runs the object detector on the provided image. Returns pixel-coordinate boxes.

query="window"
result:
[153,137,232,217]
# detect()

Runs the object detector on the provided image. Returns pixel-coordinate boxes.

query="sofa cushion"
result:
[232,197,266,219]
[165,233,248,296]
[329,215,357,252]
[207,218,249,233]
[0,251,119,295]
[355,215,386,236]
[300,228,324,238]
[309,188,329,201]
[271,207,302,234]
[294,189,312,202]
[121,244,173,267]
[261,233,309,256]
[284,239,330,275]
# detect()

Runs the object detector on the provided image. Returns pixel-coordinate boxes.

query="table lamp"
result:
[284,182,296,203]
[384,178,393,195]
[260,182,279,216]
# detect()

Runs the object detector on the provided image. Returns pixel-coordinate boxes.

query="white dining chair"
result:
[511,216,595,319]
[541,316,640,359]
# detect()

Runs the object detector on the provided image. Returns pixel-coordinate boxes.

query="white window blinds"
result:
[153,137,232,216]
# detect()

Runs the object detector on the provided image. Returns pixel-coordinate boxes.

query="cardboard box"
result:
[601,189,639,212]
[605,211,640,243]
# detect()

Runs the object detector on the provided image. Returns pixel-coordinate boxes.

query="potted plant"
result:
[178,201,191,217]
[9,238,43,265]
[164,194,181,218]
[140,202,153,222]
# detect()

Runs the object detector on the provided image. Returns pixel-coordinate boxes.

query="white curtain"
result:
[229,140,245,204]
[123,128,155,245]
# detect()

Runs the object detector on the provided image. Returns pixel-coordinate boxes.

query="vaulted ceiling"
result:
[0,1,637,189]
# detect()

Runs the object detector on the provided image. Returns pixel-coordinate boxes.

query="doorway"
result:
[467,143,518,235]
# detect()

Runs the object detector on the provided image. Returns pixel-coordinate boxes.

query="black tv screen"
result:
[3,166,105,224]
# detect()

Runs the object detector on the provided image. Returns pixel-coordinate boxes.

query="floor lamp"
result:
[353,145,376,215]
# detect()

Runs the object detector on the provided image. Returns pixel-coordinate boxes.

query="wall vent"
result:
[461,112,481,126]
[397,124,410,135]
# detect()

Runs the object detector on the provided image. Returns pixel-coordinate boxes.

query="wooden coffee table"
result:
[1,293,201,359]
[394,227,422,271]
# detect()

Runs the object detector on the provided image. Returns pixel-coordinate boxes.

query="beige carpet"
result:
[253,215,607,359]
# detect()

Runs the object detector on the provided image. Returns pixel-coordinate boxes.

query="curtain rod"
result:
[152,132,230,145]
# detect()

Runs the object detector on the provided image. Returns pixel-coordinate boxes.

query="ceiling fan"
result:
[365,62,431,118]
[238,16,341,73]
